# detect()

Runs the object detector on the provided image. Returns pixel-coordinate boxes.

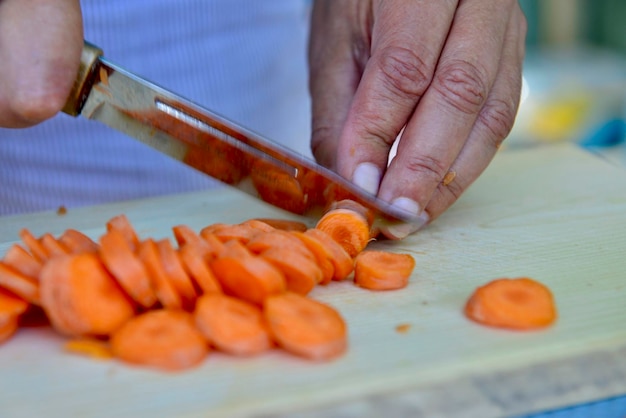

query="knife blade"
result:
[62,41,418,230]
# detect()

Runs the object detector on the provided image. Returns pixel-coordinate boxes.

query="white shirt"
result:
[0,0,311,215]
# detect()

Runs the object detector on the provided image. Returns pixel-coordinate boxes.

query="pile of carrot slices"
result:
[0,209,416,372]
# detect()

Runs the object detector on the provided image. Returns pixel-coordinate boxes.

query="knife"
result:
[62,41,418,230]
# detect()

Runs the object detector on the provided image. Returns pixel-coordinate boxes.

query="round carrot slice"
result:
[250,218,308,232]
[39,233,70,258]
[39,253,136,337]
[138,240,182,310]
[260,247,322,295]
[194,294,271,356]
[59,229,99,254]
[99,230,157,309]
[354,250,415,291]
[2,244,43,280]
[111,309,208,372]
[292,231,335,285]
[178,243,222,294]
[156,239,197,309]
[0,262,40,305]
[464,277,558,330]
[304,229,354,281]
[0,287,29,324]
[315,208,372,258]
[106,214,140,252]
[264,292,347,361]
[19,228,48,262]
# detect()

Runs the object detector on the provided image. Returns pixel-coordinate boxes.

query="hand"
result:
[309,0,527,238]
[0,0,83,128]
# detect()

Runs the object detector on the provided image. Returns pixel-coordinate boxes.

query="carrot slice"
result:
[0,315,19,344]
[260,247,322,295]
[106,214,140,252]
[210,223,262,244]
[291,231,335,285]
[194,294,271,356]
[464,277,558,330]
[39,233,70,258]
[58,229,99,254]
[354,250,415,291]
[39,253,135,337]
[110,309,208,372]
[246,230,314,260]
[316,208,372,258]
[210,241,286,305]
[156,239,197,309]
[251,218,308,232]
[0,262,40,305]
[137,240,182,310]
[18,228,48,262]
[172,225,206,248]
[264,292,347,360]
[2,244,43,280]
[99,230,157,309]
[0,287,29,324]
[64,338,114,360]
[238,219,277,233]
[304,229,354,281]
[178,243,222,294]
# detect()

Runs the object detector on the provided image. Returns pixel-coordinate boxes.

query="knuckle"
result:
[10,90,65,124]
[433,60,489,114]
[375,46,432,99]
[478,96,519,147]
[403,154,449,185]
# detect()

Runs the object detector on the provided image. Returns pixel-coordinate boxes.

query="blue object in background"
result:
[516,395,626,418]
[579,119,626,148]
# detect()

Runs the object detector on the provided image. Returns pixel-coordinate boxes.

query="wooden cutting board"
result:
[1,144,625,418]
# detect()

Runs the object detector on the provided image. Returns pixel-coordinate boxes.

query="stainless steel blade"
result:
[63,42,419,230]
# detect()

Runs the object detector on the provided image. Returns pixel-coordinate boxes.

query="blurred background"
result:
[511,0,626,161]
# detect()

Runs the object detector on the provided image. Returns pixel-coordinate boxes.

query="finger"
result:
[309,0,363,171]
[423,4,527,222]
[335,0,459,194]
[0,0,83,128]
[377,0,515,225]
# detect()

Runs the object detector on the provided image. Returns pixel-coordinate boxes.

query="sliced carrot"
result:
[99,230,157,309]
[156,239,197,309]
[199,231,227,260]
[18,228,48,262]
[316,208,372,258]
[64,338,114,360]
[58,229,99,254]
[354,250,415,291]
[178,243,222,294]
[194,294,271,356]
[304,229,354,281]
[39,253,135,337]
[238,219,277,233]
[210,241,286,305]
[2,243,43,280]
[250,218,308,232]
[464,277,558,330]
[211,223,262,244]
[106,214,140,252]
[39,233,70,258]
[291,231,335,285]
[0,315,19,344]
[172,225,206,248]
[246,230,314,260]
[0,287,29,324]
[264,292,347,361]
[137,240,182,310]
[110,309,208,372]
[326,199,375,230]
[260,247,322,295]
[0,262,40,305]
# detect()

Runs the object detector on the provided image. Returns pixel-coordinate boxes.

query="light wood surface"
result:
[0,143,625,418]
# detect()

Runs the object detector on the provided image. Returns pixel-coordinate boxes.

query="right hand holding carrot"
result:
[0,0,83,128]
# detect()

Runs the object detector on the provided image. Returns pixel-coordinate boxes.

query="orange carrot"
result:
[250,218,308,232]
[39,253,135,337]
[264,292,347,360]
[303,229,354,281]
[464,277,558,330]
[64,338,114,360]
[2,244,43,280]
[58,229,99,254]
[106,214,140,252]
[246,230,314,260]
[178,243,222,295]
[137,240,182,310]
[99,229,157,309]
[172,225,206,248]
[291,231,335,285]
[18,228,48,262]
[39,233,70,258]
[238,219,277,233]
[316,208,372,258]
[199,231,227,260]
[110,309,208,372]
[156,239,197,309]
[0,287,29,324]
[260,247,322,295]
[210,240,286,305]
[0,315,19,344]
[0,262,40,305]
[354,250,415,291]
[210,223,262,244]
[194,294,271,356]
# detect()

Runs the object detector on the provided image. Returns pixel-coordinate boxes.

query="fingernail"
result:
[383,197,429,239]
[352,162,381,195]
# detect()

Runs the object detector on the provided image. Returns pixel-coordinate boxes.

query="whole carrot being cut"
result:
[464,277,558,330]
[111,309,208,372]
[39,253,136,337]
[354,250,415,291]
[194,294,271,356]
[264,292,347,361]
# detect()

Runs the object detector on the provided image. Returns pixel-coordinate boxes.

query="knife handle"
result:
[62,41,103,117]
